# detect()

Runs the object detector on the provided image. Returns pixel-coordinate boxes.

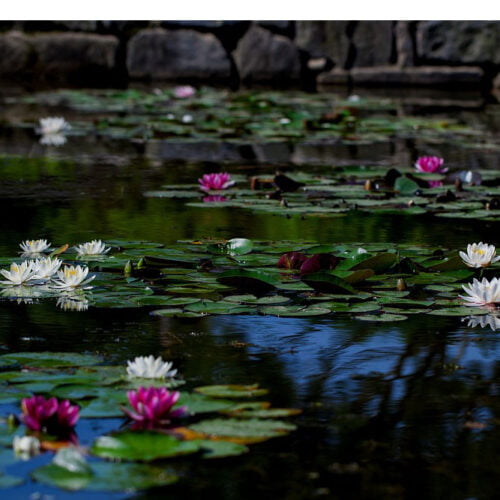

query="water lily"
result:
[182,114,193,124]
[173,85,196,98]
[121,387,186,429]
[19,239,51,255]
[38,117,71,136]
[414,156,447,174]
[74,240,111,256]
[459,277,500,307]
[51,265,95,290]
[0,261,38,286]
[31,257,63,279]
[464,314,500,331]
[20,395,79,433]
[277,252,308,270]
[126,355,178,379]
[198,173,235,192]
[459,242,500,268]
[12,435,41,459]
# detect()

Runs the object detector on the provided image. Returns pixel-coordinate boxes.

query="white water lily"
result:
[31,257,63,279]
[51,265,95,290]
[38,117,71,135]
[459,277,500,307]
[13,435,40,459]
[464,314,500,331]
[459,242,500,268]
[126,355,178,379]
[19,239,51,255]
[75,240,111,256]
[56,296,89,312]
[0,262,38,286]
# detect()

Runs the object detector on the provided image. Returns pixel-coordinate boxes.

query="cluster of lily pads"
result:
[147,155,500,221]
[0,236,498,327]
[0,351,298,492]
[7,87,498,152]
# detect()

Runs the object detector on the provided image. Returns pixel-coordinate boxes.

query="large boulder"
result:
[33,33,118,82]
[0,31,31,76]
[233,25,301,83]
[295,21,350,67]
[417,21,500,65]
[351,21,394,67]
[127,28,231,81]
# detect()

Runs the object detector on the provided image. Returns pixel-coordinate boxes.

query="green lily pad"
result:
[32,461,178,491]
[349,253,397,273]
[0,473,24,488]
[301,272,356,294]
[259,305,331,317]
[355,313,408,322]
[196,440,249,458]
[188,418,296,443]
[0,352,101,368]
[91,431,200,461]
[216,269,279,292]
[195,384,268,399]
[178,393,236,414]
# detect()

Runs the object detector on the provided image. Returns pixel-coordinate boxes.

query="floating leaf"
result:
[91,431,200,461]
[196,440,249,458]
[355,313,408,322]
[32,462,178,491]
[195,384,268,399]
[349,253,397,273]
[259,305,331,317]
[188,418,296,444]
[0,352,101,368]
[216,269,279,292]
[301,272,356,294]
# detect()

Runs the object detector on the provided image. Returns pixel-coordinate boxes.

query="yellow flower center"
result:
[474,249,485,255]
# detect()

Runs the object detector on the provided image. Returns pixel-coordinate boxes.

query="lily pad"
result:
[195,384,269,399]
[0,352,101,368]
[32,462,178,491]
[91,431,200,461]
[188,418,296,444]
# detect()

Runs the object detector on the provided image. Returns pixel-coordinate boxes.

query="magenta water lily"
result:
[20,395,79,433]
[122,387,186,429]
[198,173,235,192]
[414,156,447,174]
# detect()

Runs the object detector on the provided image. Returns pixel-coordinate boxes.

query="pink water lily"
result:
[198,173,235,192]
[173,85,196,98]
[414,156,447,174]
[20,395,79,433]
[121,387,187,429]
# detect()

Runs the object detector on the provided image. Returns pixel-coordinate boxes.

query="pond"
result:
[0,85,499,499]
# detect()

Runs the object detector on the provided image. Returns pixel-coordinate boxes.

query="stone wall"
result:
[0,21,499,91]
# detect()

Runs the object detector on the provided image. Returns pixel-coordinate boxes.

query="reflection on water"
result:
[0,88,499,498]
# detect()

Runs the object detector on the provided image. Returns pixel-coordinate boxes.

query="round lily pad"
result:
[91,431,200,461]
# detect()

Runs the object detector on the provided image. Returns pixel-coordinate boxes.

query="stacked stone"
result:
[0,21,498,90]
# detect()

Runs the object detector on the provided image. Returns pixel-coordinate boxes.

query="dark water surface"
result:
[0,86,499,499]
